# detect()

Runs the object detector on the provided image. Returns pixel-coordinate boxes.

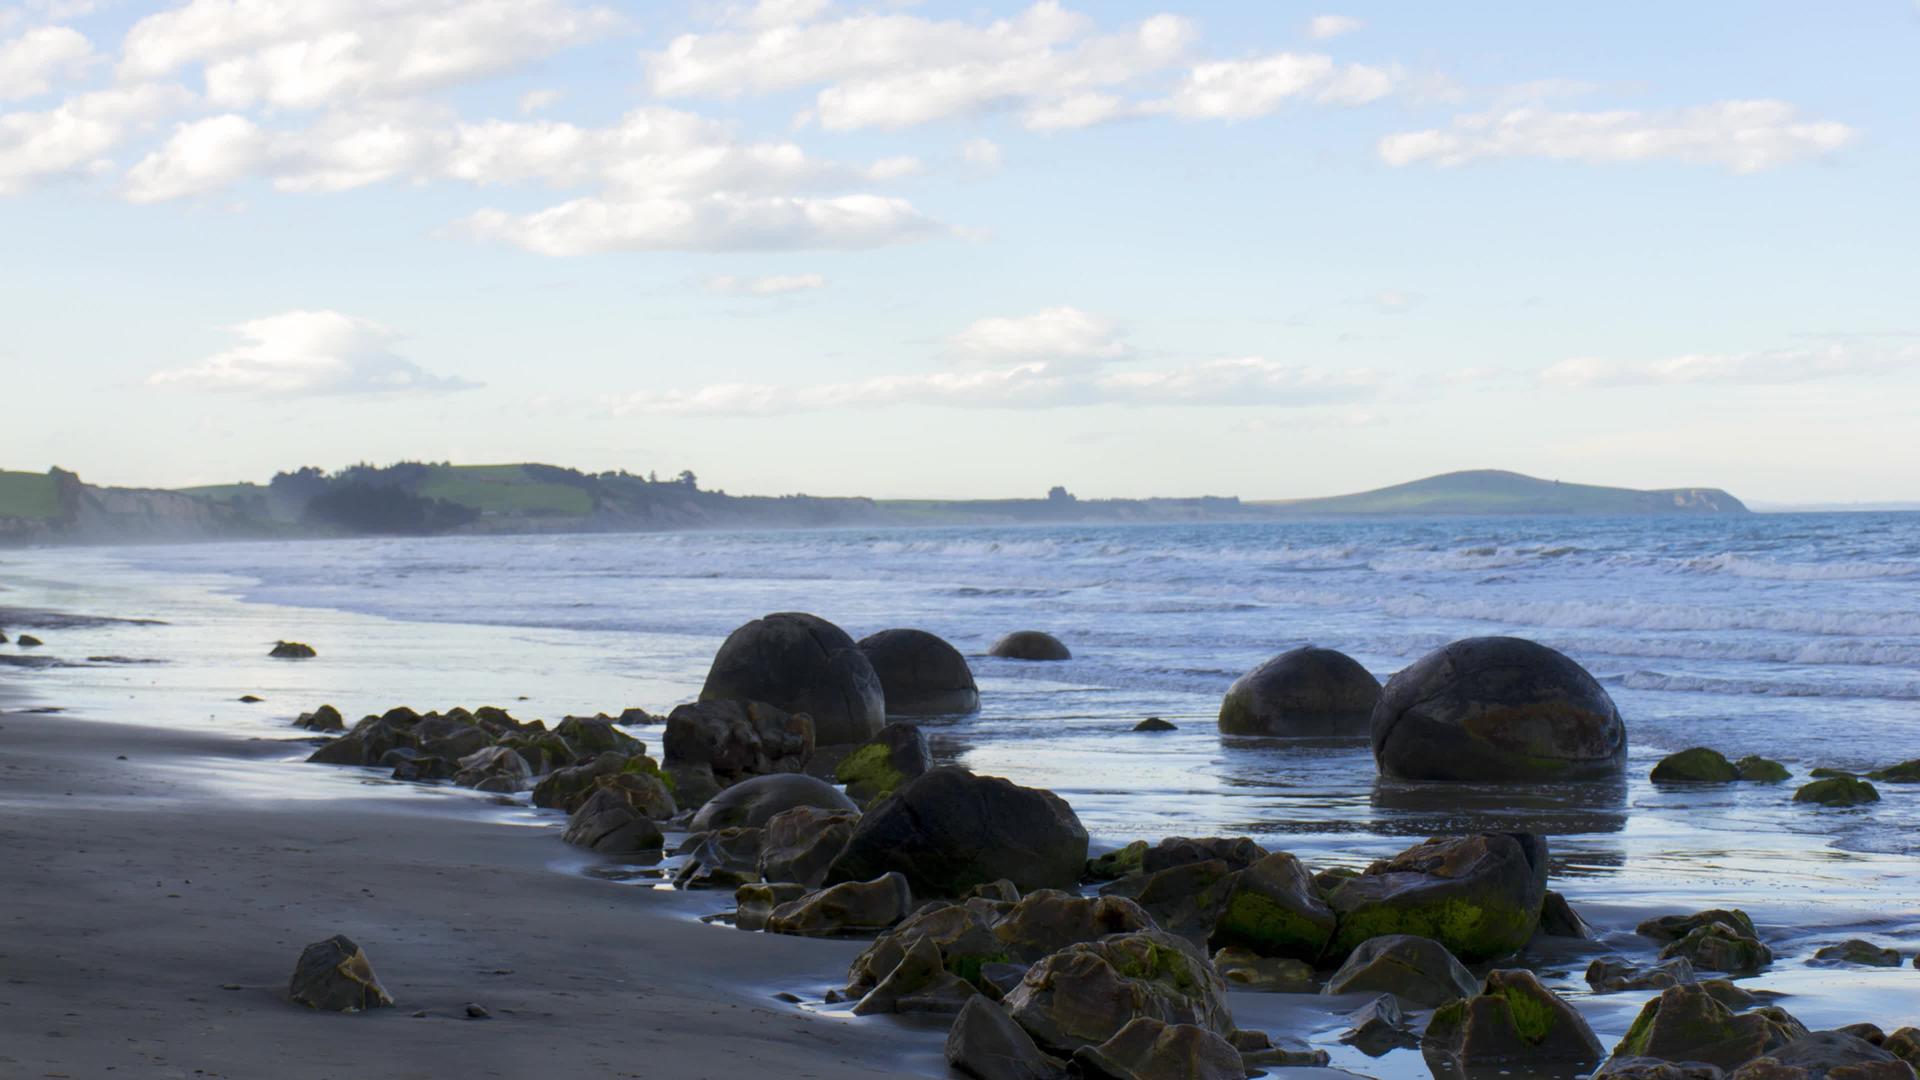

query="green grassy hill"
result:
[413,465,593,516]
[1254,469,1748,515]
[0,470,61,520]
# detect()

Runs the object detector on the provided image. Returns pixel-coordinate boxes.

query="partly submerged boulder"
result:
[757,805,860,888]
[1072,1017,1245,1080]
[1737,756,1792,782]
[688,772,857,833]
[270,640,317,659]
[1322,933,1479,1007]
[1660,922,1773,976]
[765,872,913,937]
[1638,909,1757,943]
[288,935,393,1012]
[1811,940,1902,967]
[1539,890,1593,939]
[1371,636,1628,781]
[1004,929,1232,1056]
[827,767,1088,897]
[1794,777,1880,807]
[1323,832,1549,962]
[946,994,1060,1080]
[699,612,885,745]
[1652,748,1740,783]
[1217,646,1382,737]
[989,630,1072,661]
[1423,969,1604,1075]
[1867,760,1920,784]
[858,628,980,715]
[1613,985,1808,1071]
[834,721,932,803]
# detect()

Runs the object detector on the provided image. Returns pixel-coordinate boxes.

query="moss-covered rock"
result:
[1660,921,1773,975]
[1652,748,1739,783]
[1098,858,1237,945]
[1811,939,1902,967]
[835,722,931,803]
[993,891,1157,963]
[1087,840,1149,882]
[1867,760,1920,783]
[1614,984,1808,1071]
[1321,933,1478,1007]
[531,751,630,812]
[1144,836,1268,874]
[1133,717,1177,732]
[1810,767,1858,780]
[1736,756,1792,782]
[1323,832,1548,962]
[561,784,666,858]
[1003,929,1232,1056]
[1794,777,1880,807]
[1206,852,1335,961]
[1423,969,1603,1076]
[293,704,344,732]
[1885,1028,1920,1069]
[850,931,979,1016]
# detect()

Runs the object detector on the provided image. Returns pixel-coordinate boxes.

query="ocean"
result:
[4,512,1919,1061]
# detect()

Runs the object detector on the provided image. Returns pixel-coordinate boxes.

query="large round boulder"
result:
[688,772,858,832]
[990,631,1071,661]
[1371,636,1627,781]
[700,612,885,745]
[1218,646,1382,737]
[826,766,1089,897]
[858,629,980,715]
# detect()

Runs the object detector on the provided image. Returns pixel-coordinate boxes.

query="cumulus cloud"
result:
[1541,343,1918,388]
[148,309,476,395]
[460,192,936,255]
[119,0,622,109]
[946,306,1130,365]
[706,272,828,295]
[0,82,193,195]
[1381,99,1855,172]
[1152,53,1396,118]
[0,25,95,101]
[122,113,266,202]
[1306,15,1363,40]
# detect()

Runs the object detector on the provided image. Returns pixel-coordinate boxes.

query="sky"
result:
[1,0,1916,503]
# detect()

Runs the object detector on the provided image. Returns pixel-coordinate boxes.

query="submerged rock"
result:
[1071,1017,1244,1080]
[1234,1029,1332,1069]
[1613,984,1808,1071]
[827,767,1088,897]
[989,630,1071,661]
[1794,777,1880,807]
[1866,760,1920,784]
[1132,717,1177,732]
[699,612,885,746]
[270,640,316,659]
[1217,645,1381,737]
[1003,929,1233,1056]
[1811,940,1902,967]
[766,872,913,937]
[857,628,980,715]
[757,805,860,888]
[1371,636,1628,781]
[834,721,931,803]
[1736,756,1793,783]
[1588,955,1698,992]
[1210,947,1313,992]
[688,772,857,832]
[1323,832,1549,962]
[1652,748,1740,783]
[1323,933,1479,1007]
[946,995,1059,1080]
[1423,969,1603,1075]
[288,935,393,1012]
[1639,909,1758,943]
[1661,922,1774,975]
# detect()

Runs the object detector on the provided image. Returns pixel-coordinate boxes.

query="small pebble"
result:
[464,1003,491,1019]
[773,992,803,1004]
[218,984,242,991]
[411,1010,428,1018]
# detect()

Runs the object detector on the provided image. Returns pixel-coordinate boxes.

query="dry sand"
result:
[0,709,942,1079]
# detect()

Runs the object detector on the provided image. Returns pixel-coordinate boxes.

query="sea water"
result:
[4,513,1919,1066]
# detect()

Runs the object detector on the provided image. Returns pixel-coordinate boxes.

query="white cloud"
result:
[946,306,1130,365]
[1381,99,1855,173]
[706,272,828,295]
[148,309,476,395]
[123,113,266,202]
[0,25,95,101]
[119,0,622,109]
[459,192,936,255]
[1153,53,1396,119]
[0,82,193,195]
[962,136,1001,169]
[1306,15,1363,40]
[517,88,562,115]
[1541,343,1917,388]
[1095,356,1376,405]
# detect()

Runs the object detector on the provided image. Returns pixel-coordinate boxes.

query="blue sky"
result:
[1,0,1915,502]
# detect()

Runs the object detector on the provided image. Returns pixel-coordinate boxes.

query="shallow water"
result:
[3,514,1919,1075]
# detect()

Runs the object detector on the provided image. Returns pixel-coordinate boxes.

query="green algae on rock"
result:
[1613,984,1808,1071]
[1735,755,1792,782]
[834,722,930,803]
[1003,929,1234,1056]
[1087,840,1149,882]
[1205,851,1335,961]
[1794,776,1880,806]
[1423,969,1603,1077]
[1322,832,1548,963]
[1866,759,1920,783]
[1651,747,1740,783]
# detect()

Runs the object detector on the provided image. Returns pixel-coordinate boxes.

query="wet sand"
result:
[0,710,940,1079]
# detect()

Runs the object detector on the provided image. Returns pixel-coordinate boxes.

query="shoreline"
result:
[0,708,941,1079]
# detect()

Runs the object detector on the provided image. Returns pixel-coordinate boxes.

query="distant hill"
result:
[1252,469,1748,516]
[0,463,1751,546]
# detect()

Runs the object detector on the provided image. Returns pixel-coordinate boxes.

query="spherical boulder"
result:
[699,612,885,745]
[688,772,858,833]
[1218,646,1381,737]
[857,628,980,715]
[1371,636,1627,781]
[989,630,1071,661]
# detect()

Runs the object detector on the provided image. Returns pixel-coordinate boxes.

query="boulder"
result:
[1794,778,1880,807]
[553,715,642,758]
[1211,947,1313,992]
[662,699,813,792]
[1598,1059,1731,1080]
[1072,1017,1244,1080]
[1614,985,1808,1071]
[1133,717,1177,732]
[946,995,1060,1080]
[989,630,1071,661]
[1370,636,1628,781]
[1737,756,1792,782]
[1886,1030,1920,1069]
[1087,841,1149,882]
[1811,940,1901,967]
[688,772,857,833]
[699,612,885,745]
[1867,760,1920,784]
[1322,832,1549,962]
[1423,969,1603,1076]
[270,640,316,659]
[970,879,1021,903]
[287,935,393,1012]
[846,902,1007,999]
[1539,889,1593,938]
[293,704,345,732]
[858,628,980,715]
[1143,836,1267,874]
[757,806,860,888]
[851,931,978,1016]
[15,633,41,647]
[733,882,809,932]
[561,785,665,857]
[1589,956,1698,992]
[992,891,1158,964]
[673,827,764,889]
[1003,930,1233,1056]
[765,872,913,937]
[1653,748,1739,783]
[1218,646,1381,737]
[1342,994,1417,1055]
[1098,858,1236,944]
[1322,933,1479,1007]
[1726,1032,1914,1080]
[827,767,1088,897]
[835,722,932,802]
[1660,922,1773,975]
[532,752,635,812]
[1639,910,1758,943]
[452,745,533,793]
[1207,852,1336,961]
